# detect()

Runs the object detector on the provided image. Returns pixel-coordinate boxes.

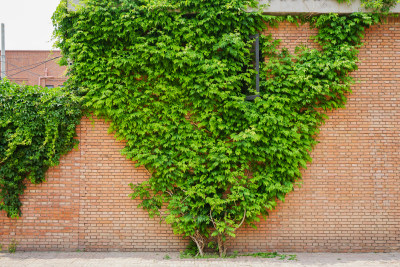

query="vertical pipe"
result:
[245,34,260,101]
[255,33,259,94]
[1,23,5,79]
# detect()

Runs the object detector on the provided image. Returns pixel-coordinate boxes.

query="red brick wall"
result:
[1,50,66,87]
[1,19,399,253]
[0,117,186,252]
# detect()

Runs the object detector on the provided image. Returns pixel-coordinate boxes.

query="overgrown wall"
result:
[1,19,399,253]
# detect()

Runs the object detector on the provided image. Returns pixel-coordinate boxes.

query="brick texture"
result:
[0,19,399,252]
[0,50,66,87]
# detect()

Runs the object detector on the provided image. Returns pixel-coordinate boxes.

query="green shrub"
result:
[0,79,81,218]
[7,239,17,253]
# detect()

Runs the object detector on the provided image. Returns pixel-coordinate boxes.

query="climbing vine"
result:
[337,0,399,12]
[359,0,399,13]
[51,0,383,256]
[0,79,81,218]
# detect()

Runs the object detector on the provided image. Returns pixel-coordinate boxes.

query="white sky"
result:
[0,0,61,50]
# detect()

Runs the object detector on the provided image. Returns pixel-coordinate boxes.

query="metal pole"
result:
[255,33,259,95]
[245,34,260,101]
[1,23,5,79]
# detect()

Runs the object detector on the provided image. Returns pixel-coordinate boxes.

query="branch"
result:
[189,235,201,257]
[180,194,189,204]
[209,209,217,229]
[237,208,246,229]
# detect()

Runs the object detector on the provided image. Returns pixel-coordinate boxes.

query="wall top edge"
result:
[67,0,400,13]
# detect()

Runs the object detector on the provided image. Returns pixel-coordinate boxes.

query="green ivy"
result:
[335,0,398,13]
[52,0,381,256]
[0,79,81,218]
[359,0,399,13]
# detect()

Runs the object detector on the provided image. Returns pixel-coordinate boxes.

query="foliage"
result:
[53,0,379,256]
[336,0,399,13]
[243,251,296,260]
[181,240,199,257]
[179,248,297,260]
[7,239,17,253]
[361,0,399,13]
[0,79,81,218]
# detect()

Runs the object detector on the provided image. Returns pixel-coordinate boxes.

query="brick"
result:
[0,20,399,253]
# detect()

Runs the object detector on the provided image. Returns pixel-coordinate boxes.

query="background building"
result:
[0,50,66,87]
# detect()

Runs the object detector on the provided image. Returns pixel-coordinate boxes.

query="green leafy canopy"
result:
[0,79,82,218]
[338,0,400,13]
[51,0,380,255]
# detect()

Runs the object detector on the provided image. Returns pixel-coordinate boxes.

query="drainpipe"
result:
[1,23,6,79]
[38,68,54,86]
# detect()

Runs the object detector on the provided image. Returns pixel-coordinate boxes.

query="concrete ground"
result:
[0,252,399,267]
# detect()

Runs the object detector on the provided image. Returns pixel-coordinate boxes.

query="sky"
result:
[0,0,61,50]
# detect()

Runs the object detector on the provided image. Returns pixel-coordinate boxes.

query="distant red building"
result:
[0,50,67,87]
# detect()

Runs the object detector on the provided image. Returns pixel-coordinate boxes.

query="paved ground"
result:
[0,252,399,267]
